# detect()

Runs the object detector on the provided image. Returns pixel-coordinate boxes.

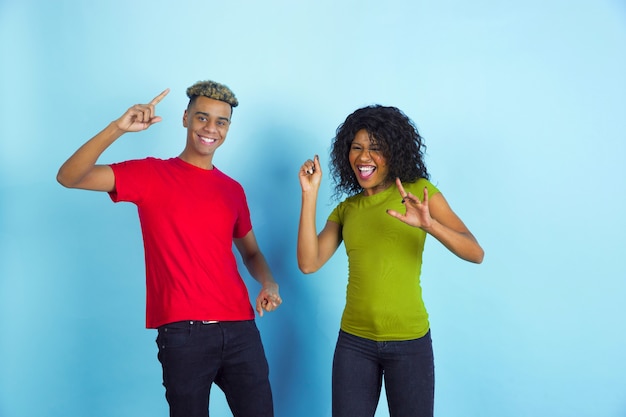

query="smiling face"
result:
[180,96,232,169]
[349,129,390,196]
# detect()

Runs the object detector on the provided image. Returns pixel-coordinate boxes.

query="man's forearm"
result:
[57,122,124,188]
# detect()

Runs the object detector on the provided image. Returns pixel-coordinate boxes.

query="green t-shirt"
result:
[328,179,440,341]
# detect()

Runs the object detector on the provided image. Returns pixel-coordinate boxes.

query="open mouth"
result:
[357,165,376,179]
[199,135,217,145]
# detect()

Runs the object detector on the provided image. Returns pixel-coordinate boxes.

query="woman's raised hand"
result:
[299,154,322,193]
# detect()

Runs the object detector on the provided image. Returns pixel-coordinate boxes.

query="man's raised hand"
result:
[115,88,170,132]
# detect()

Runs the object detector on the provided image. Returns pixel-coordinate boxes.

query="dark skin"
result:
[57,89,282,315]
[297,146,483,274]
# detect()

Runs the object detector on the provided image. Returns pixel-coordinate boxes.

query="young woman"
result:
[297,105,484,417]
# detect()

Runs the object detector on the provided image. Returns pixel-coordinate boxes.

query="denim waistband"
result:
[175,320,219,325]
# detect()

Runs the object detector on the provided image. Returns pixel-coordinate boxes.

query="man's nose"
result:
[202,120,218,132]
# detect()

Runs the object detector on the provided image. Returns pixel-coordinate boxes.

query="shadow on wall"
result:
[233,121,337,417]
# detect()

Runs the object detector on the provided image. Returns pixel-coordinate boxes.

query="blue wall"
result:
[1,1,625,416]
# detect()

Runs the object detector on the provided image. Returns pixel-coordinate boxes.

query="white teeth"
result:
[358,166,374,172]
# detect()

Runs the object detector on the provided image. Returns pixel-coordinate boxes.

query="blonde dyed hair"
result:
[186,80,239,108]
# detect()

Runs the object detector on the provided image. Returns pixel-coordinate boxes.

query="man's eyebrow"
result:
[194,111,230,121]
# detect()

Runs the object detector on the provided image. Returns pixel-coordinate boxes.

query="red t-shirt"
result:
[109,157,255,328]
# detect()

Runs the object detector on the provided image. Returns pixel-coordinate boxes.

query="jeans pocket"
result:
[156,322,192,350]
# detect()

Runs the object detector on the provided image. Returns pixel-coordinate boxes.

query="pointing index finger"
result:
[150,88,170,105]
[395,177,406,195]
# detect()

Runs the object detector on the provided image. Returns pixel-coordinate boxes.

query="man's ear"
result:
[182,109,188,128]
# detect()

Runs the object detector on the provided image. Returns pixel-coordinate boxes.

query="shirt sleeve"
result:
[327,202,343,226]
[108,158,154,204]
[233,185,253,239]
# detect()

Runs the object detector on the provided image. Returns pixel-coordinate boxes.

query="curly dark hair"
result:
[329,105,429,200]
[186,80,239,109]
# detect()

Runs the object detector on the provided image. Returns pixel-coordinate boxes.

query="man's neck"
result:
[178,152,214,170]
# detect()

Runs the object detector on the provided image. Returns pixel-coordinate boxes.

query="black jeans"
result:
[332,329,434,417]
[156,320,273,417]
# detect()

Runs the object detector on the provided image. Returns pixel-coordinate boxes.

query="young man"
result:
[57,80,282,417]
